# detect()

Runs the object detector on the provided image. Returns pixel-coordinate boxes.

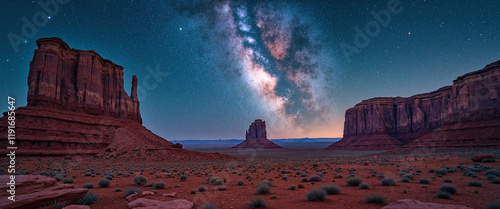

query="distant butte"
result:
[0,37,233,161]
[233,119,283,149]
[327,60,500,150]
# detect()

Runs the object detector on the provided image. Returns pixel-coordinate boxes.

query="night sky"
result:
[1,0,499,140]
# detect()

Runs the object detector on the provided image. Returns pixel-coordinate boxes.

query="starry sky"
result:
[1,0,499,140]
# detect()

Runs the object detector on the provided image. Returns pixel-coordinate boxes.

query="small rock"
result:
[63,205,91,209]
[162,192,176,197]
[127,198,194,209]
[126,193,139,202]
[141,191,155,196]
[382,199,473,209]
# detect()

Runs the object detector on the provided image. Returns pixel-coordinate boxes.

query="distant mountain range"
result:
[171,138,341,144]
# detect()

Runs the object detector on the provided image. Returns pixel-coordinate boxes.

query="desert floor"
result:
[11,148,500,209]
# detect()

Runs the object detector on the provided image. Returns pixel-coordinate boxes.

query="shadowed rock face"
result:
[328,60,500,150]
[27,37,141,123]
[0,37,234,161]
[234,119,283,149]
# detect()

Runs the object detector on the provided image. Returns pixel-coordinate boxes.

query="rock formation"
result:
[0,37,233,161]
[0,175,88,209]
[327,60,500,150]
[382,199,473,209]
[233,119,283,149]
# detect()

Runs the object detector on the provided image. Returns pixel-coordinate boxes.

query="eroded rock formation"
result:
[0,37,233,161]
[233,119,283,149]
[328,60,500,150]
[0,175,88,209]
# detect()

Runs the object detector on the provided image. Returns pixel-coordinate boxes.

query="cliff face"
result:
[328,60,500,150]
[0,37,234,161]
[27,37,141,123]
[234,119,283,149]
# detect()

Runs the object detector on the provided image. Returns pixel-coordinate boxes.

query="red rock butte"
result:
[327,60,500,150]
[0,37,232,161]
[233,119,283,149]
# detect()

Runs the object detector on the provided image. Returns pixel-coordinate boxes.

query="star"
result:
[180,28,182,31]
[408,32,411,35]
[48,16,51,20]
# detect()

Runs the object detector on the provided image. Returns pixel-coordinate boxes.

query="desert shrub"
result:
[346,177,363,186]
[419,178,430,184]
[287,185,296,190]
[77,191,99,205]
[306,189,327,201]
[63,178,74,184]
[84,172,92,177]
[319,185,341,194]
[123,173,130,177]
[54,174,64,181]
[365,195,386,205]
[209,177,223,185]
[42,200,67,209]
[198,186,208,192]
[435,169,447,176]
[200,203,218,209]
[301,178,309,182]
[123,188,141,197]
[248,198,267,208]
[400,178,410,183]
[237,180,244,186]
[104,175,113,180]
[216,186,227,191]
[468,181,482,187]
[98,179,111,188]
[309,175,322,182]
[440,185,457,194]
[133,175,147,186]
[259,180,272,187]
[482,158,496,163]
[436,191,452,199]
[190,190,196,194]
[153,181,166,189]
[82,183,94,189]
[180,175,188,181]
[114,188,122,192]
[492,178,500,184]
[485,169,500,176]
[444,179,453,183]
[256,184,270,194]
[298,184,305,188]
[381,178,396,186]
[359,183,370,189]
[429,169,435,173]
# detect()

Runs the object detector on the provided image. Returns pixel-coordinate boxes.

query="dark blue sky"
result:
[1,0,499,140]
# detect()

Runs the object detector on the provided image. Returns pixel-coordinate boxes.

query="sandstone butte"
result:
[0,37,232,161]
[327,60,500,150]
[233,119,283,149]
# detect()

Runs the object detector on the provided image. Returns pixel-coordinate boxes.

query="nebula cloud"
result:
[171,0,336,136]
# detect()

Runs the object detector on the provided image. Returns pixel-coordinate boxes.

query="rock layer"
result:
[233,119,283,149]
[328,60,500,150]
[0,175,88,209]
[0,37,233,161]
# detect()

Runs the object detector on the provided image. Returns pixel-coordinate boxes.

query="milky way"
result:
[172,0,336,136]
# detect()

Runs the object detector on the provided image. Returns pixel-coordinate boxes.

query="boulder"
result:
[472,153,496,162]
[126,193,140,202]
[0,175,88,209]
[127,198,193,209]
[382,199,472,209]
[162,192,176,197]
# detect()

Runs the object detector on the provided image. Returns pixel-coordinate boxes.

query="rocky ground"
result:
[2,148,500,209]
